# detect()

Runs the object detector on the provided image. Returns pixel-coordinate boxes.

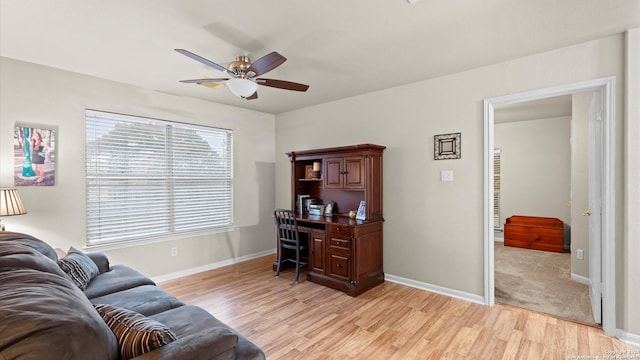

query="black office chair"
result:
[274,209,308,283]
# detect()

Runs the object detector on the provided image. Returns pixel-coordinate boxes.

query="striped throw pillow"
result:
[58,247,99,289]
[94,304,177,360]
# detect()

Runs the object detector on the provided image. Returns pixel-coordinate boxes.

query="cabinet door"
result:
[309,230,325,273]
[324,156,365,190]
[324,158,343,189]
[344,156,365,189]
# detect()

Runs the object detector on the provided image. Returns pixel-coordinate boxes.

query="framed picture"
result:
[356,201,366,220]
[305,165,314,179]
[14,124,57,186]
[434,132,461,160]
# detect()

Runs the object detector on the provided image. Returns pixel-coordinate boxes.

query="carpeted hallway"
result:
[494,241,597,326]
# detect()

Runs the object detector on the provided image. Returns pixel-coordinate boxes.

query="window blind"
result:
[493,148,502,231]
[85,110,233,246]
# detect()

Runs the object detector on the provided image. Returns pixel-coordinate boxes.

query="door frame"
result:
[483,77,616,335]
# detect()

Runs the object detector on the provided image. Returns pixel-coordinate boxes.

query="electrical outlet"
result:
[577,249,584,260]
[171,247,178,257]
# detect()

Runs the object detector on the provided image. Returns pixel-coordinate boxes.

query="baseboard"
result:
[571,273,591,285]
[152,248,276,283]
[385,273,485,305]
[618,329,640,346]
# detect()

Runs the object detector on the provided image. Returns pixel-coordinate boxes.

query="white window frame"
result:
[85,109,233,250]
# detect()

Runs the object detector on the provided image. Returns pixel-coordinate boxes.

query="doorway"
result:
[483,77,617,336]
[492,95,597,325]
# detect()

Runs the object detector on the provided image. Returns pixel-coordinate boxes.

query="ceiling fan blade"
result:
[179,78,229,84]
[245,92,258,100]
[257,78,309,92]
[247,52,286,76]
[198,82,224,89]
[174,49,230,73]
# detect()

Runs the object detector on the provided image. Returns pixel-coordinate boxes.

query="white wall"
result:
[495,116,571,226]
[275,33,634,333]
[0,57,276,277]
[624,27,640,337]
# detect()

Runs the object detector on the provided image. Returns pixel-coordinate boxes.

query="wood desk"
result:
[275,214,384,297]
[280,144,386,296]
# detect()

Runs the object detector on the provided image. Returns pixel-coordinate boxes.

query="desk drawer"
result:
[328,253,351,280]
[329,237,351,250]
[327,224,354,236]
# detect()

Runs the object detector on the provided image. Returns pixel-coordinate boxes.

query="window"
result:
[493,148,502,231]
[85,110,233,247]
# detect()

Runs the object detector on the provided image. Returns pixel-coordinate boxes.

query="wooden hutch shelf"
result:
[281,144,385,296]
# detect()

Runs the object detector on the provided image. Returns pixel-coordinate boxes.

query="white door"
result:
[587,90,603,324]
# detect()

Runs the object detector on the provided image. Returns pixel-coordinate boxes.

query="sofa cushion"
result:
[84,264,156,299]
[0,231,58,261]
[0,268,118,360]
[87,251,110,273]
[90,284,184,316]
[94,304,177,360]
[131,328,238,360]
[59,246,100,289]
[0,242,68,277]
[151,305,263,360]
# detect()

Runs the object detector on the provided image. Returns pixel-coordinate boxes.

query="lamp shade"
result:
[0,188,27,216]
[226,78,258,98]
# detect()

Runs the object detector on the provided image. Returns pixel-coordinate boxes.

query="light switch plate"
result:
[441,170,454,182]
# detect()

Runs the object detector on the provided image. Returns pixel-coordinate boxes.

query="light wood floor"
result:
[159,254,638,359]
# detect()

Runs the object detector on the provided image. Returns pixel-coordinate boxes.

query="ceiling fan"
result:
[175,49,309,100]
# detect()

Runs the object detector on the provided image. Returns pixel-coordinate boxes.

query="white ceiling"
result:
[494,95,573,124]
[1,0,638,114]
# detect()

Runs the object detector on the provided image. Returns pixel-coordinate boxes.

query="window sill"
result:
[84,226,235,253]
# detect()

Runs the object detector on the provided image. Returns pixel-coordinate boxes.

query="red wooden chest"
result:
[504,215,565,253]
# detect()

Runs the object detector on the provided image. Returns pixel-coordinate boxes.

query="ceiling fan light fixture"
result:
[226,78,258,98]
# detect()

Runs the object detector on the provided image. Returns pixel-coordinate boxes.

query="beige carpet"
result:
[494,241,597,325]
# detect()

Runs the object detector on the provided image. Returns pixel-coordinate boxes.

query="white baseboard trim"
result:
[385,273,485,305]
[152,248,276,283]
[571,273,591,285]
[618,329,640,346]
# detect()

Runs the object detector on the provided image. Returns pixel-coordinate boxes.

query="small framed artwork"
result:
[305,165,314,179]
[434,132,461,160]
[14,123,57,186]
[356,201,366,220]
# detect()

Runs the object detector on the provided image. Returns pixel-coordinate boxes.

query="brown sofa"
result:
[0,231,265,360]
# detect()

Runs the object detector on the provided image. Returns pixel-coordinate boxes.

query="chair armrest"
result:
[131,328,238,360]
[86,252,110,274]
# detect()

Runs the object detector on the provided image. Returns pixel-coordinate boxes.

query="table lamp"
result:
[0,188,27,231]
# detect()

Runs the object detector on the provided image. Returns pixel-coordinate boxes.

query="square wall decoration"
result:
[434,132,461,160]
